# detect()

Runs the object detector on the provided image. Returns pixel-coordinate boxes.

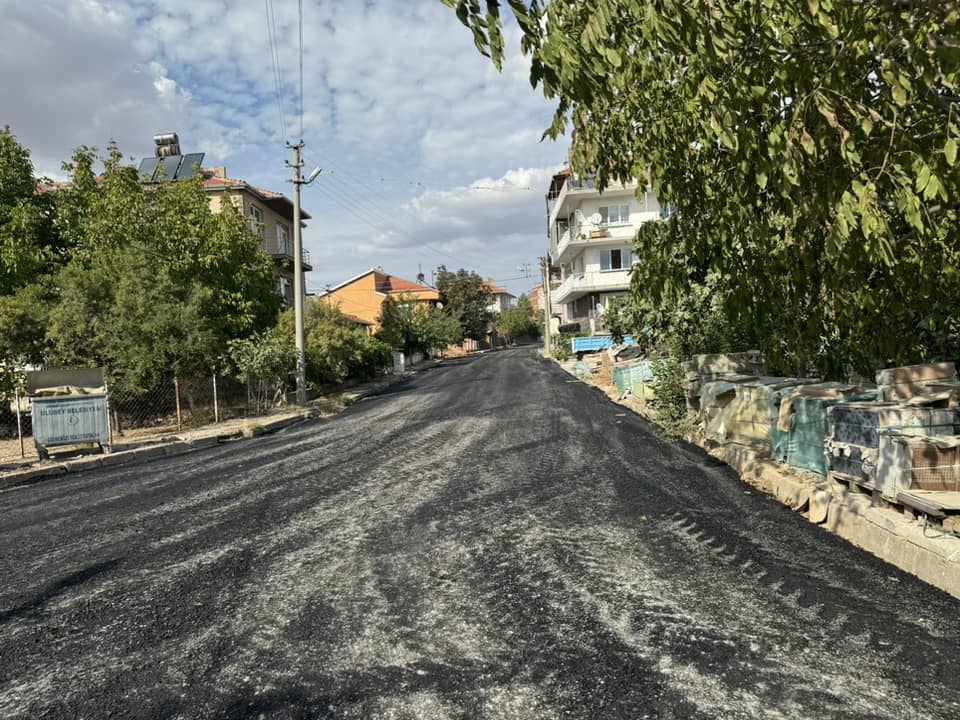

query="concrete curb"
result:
[0,409,318,492]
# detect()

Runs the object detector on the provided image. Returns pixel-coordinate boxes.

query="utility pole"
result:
[540,256,552,356]
[287,141,307,406]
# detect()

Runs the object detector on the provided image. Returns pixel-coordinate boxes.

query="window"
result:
[600,248,632,271]
[277,223,290,254]
[249,204,264,238]
[599,204,630,226]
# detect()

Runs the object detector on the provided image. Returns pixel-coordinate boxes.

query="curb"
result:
[0,409,317,492]
[0,367,422,492]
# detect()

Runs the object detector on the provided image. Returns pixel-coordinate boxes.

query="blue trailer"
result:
[571,335,634,353]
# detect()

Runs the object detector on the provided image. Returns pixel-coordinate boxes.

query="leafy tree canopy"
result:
[497,293,540,342]
[377,295,461,355]
[0,126,60,295]
[446,1,960,375]
[0,140,283,396]
[434,265,493,341]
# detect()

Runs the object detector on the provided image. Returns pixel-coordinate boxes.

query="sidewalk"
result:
[0,367,426,492]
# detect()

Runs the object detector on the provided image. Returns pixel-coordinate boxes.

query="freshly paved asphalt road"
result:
[1,349,959,719]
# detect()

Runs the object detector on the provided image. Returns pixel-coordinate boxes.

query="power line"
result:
[264,0,288,148]
[298,0,304,141]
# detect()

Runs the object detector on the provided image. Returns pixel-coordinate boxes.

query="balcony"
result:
[555,222,641,264]
[552,268,632,305]
[261,236,312,272]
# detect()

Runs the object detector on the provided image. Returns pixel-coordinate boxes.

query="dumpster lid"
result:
[27,368,106,396]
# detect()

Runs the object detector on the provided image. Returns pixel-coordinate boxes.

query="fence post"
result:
[14,385,24,458]
[174,377,183,432]
[213,373,220,423]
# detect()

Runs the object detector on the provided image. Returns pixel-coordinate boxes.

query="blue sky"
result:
[0,0,567,296]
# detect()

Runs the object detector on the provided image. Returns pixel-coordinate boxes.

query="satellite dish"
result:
[589,212,603,225]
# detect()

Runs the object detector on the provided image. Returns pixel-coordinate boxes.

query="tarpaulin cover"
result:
[613,360,654,395]
[703,378,816,450]
[783,392,877,474]
[876,362,957,402]
[876,434,960,498]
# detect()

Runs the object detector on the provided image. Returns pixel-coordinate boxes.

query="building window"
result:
[600,248,632,271]
[249,204,264,239]
[277,277,291,301]
[277,223,290,254]
[599,204,630,226]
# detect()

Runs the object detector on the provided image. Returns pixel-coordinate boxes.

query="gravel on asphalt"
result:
[1,348,958,719]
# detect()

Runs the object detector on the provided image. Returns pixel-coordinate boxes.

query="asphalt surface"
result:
[1,348,959,719]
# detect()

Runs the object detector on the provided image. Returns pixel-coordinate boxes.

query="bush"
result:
[649,355,694,440]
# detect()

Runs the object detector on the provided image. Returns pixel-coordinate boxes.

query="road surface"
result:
[1,349,958,719]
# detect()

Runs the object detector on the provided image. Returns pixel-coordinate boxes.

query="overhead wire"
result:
[298,0,304,141]
[264,0,288,149]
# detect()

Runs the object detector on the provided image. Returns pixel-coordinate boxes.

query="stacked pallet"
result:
[876,362,957,403]
[613,360,654,396]
[781,390,876,474]
[702,377,819,451]
[876,434,960,499]
[681,351,763,411]
[826,402,957,490]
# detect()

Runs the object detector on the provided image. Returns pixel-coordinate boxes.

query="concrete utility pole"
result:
[287,141,307,406]
[540,256,552,356]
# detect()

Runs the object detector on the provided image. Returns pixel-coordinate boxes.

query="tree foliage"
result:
[274,299,392,386]
[377,295,461,355]
[434,265,493,341]
[497,293,539,342]
[0,140,283,397]
[447,1,960,375]
[0,127,61,296]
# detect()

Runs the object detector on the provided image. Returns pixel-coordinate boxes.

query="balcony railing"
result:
[552,268,633,304]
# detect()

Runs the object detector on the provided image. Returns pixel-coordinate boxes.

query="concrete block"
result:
[809,487,832,524]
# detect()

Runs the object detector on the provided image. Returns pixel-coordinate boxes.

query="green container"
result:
[614,360,654,395]
[786,393,877,474]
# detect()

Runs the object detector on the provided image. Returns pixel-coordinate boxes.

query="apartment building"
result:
[545,170,662,335]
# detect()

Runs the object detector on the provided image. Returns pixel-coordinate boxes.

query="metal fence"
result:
[1,373,289,458]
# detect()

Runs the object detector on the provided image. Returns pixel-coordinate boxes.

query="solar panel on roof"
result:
[138,157,161,182]
[175,152,205,180]
[156,155,182,182]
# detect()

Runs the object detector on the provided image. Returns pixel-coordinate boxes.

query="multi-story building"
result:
[138,133,310,308]
[317,267,440,333]
[545,169,663,335]
[482,280,516,314]
[201,166,311,308]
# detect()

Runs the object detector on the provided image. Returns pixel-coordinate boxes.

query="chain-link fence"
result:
[1,373,290,462]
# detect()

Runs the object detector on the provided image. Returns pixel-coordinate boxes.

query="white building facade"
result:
[546,172,662,335]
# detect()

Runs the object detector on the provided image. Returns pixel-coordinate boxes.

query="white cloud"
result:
[2,0,567,295]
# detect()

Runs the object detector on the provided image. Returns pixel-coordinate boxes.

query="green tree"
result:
[0,126,60,296]
[276,299,391,386]
[0,141,284,397]
[434,265,493,341]
[446,1,960,376]
[497,293,539,343]
[377,295,460,355]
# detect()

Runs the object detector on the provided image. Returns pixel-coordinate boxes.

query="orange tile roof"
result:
[385,276,438,295]
[482,280,514,297]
